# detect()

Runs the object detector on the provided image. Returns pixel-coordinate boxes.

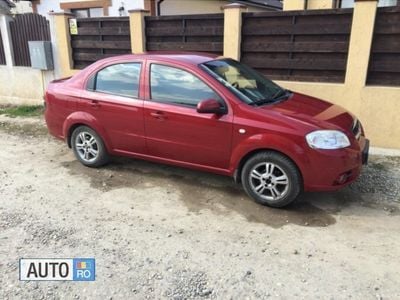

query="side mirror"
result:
[197,99,226,115]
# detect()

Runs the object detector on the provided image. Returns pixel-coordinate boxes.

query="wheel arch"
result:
[67,123,85,148]
[63,112,112,152]
[233,148,304,186]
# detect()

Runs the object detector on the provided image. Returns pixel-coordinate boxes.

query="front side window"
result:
[95,63,141,98]
[201,59,286,106]
[150,64,220,107]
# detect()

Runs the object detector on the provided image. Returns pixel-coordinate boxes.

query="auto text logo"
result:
[19,258,95,281]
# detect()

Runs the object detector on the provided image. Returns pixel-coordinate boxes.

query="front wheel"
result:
[71,126,109,167]
[241,151,302,208]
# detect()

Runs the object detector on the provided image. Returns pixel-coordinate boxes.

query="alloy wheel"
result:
[75,131,99,163]
[248,162,290,201]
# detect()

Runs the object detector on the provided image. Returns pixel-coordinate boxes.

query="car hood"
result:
[261,92,355,132]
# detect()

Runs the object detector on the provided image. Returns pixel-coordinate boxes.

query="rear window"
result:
[92,63,141,98]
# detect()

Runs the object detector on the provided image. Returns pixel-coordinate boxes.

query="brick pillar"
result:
[48,12,76,78]
[345,0,378,88]
[223,3,246,61]
[129,9,150,54]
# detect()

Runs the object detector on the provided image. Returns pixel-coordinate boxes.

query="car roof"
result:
[103,52,220,66]
[66,52,223,88]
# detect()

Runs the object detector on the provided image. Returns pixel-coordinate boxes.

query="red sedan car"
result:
[45,53,369,207]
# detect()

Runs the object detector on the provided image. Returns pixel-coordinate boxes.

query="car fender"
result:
[230,133,310,181]
[63,111,113,152]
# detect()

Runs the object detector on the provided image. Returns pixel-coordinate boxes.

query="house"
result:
[283,0,398,10]
[152,0,282,15]
[23,0,281,18]
[1,0,34,14]
[0,0,14,14]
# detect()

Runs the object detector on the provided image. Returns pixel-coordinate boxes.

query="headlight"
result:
[306,130,350,149]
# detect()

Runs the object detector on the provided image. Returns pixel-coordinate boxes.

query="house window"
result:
[71,8,89,18]
[71,7,104,18]
[60,0,110,17]
[337,0,398,8]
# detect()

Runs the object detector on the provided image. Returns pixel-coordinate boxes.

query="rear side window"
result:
[150,64,219,107]
[93,63,141,98]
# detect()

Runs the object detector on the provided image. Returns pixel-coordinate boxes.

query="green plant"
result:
[0,105,44,118]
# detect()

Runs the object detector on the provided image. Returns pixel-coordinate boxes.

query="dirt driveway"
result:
[1,115,400,299]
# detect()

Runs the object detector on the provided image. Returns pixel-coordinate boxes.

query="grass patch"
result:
[0,105,44,118]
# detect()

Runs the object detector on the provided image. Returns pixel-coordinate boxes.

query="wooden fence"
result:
[367,6,400,86]
[0,30,6,65]
[240,9,353,83]
[9,13,51,67]
[145,14,224,54]
[71,17,131,70]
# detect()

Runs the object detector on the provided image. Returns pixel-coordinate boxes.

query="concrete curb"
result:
[370,147,400,157]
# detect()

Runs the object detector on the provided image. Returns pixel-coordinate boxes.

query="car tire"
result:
[241,151,302,208]
[71,126,109,168]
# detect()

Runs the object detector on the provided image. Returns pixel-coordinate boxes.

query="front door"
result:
[143,63,233,170]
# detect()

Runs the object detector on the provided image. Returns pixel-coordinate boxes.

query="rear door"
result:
[143,61,233,170]
[78,62,146,154]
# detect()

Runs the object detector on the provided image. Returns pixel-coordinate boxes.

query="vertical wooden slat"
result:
[21,15,29,66]
[0,30,6,65]
[9,13,51,67]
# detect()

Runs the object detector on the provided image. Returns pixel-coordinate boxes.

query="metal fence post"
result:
[0,14,15,67]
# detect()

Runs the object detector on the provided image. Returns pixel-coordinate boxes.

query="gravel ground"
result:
[0,115,400,299]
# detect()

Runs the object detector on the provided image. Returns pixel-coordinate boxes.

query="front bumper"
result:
[303,137,369,192]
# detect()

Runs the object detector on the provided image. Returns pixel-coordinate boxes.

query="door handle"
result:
[150,111,166,120]
[90,100,100,109]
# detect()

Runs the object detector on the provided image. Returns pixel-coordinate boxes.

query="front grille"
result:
[352,119,361,140]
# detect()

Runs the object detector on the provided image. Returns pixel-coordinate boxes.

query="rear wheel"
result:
[241,151,302,208]
[71,126,109,167]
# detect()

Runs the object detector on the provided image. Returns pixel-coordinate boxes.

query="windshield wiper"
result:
[252,89,292,106]
[271,89,290,100]
[251,98,275,106]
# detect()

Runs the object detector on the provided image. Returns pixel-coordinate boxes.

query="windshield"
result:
[200,58,286,105]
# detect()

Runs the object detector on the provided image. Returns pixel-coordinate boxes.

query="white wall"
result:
[159,0,227,15]
[340,0,397,8]
[158,0,273,15]
[36,0,144,17]
[0,66,54,105]
[11,1,33,14]
[36,0,60,16]
[108,0,144,17]
[35,0,273,17]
